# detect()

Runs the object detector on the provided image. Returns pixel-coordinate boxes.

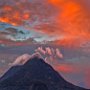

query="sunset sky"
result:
[0,0,90,88]
[0,0,89,46]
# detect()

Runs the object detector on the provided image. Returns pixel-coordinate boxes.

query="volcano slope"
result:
[0,56,89,90]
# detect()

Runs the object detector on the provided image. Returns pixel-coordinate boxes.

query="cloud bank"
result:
[0,0,90,47]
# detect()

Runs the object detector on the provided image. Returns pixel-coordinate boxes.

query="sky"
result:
[0,0,90,88]
[0,0,89,47]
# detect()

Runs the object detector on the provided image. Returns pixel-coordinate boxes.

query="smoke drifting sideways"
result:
[11,47,74,74]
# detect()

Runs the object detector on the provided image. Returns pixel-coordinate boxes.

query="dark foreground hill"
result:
[0,56,89,90]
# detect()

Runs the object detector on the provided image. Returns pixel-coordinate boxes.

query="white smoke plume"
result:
[45,47,52,56]
[12,53,44,66]
[35,47,64,63]
[12,47,64,66]
[55,48,63,59]
[35,47,46,55]
[12,54,31,66]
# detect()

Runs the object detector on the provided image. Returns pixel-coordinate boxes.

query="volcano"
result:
[0,56,88,90]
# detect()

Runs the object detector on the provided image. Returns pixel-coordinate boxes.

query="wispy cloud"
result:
[0,0,90,47]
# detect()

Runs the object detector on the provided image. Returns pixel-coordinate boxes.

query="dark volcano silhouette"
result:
[0,56,89,90]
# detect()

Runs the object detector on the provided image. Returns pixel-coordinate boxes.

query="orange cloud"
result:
[3,5,13,11]
[52,63,81,73]
[23,13,30,20]
[55,64,73,73]
[47,0,90,47]
[0,3,31,26]
[0,0,90,47]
